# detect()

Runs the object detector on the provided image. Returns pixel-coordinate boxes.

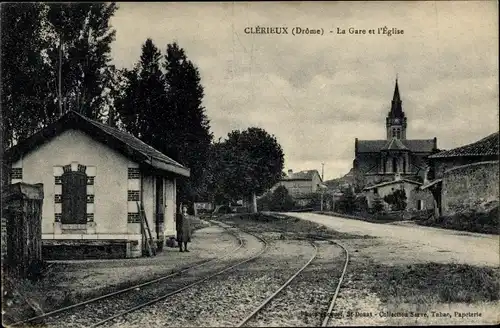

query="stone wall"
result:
[442,160,499,216]
[432,155,497,180]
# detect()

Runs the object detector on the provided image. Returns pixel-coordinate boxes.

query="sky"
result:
[109,1,499,181]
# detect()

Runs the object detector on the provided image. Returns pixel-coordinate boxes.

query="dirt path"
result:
[281,212,499,268]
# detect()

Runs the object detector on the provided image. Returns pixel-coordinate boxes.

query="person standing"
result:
[176,204,192,252]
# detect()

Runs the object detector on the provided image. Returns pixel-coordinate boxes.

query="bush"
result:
[384,189,407,211]
[269,186,295,211]
[334,189,356,214]
[418,207,499,234]
[372,195,385,213]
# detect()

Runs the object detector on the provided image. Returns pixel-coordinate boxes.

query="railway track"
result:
[236,240,319,327]
[15,216,350,328]
[321,238,350,327]
[88,232,268,328]
[234,237,349,327]
[10,222,255,328]
[228,212,351,328]
[95,228,319,328]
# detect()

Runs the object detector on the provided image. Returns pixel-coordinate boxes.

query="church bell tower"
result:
[386,78,407,140]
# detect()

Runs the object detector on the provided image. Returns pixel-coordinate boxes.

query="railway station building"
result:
[5,111,190,259]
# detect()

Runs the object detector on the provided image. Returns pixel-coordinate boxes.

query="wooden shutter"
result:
[61,172,87,224]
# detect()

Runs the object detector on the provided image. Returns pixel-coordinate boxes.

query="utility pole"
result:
[58,34,63,116]
[320,162,325,211]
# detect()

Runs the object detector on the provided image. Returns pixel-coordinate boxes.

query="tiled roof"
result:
[79,113,185,168]
[5,111,190,177]
[283,170,320,181]
[429,132,499,158]
[357,139,435,153]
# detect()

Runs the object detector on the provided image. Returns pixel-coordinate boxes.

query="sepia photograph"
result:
[1,1,499,327]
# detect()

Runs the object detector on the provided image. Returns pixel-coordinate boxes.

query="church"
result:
[353,79,438,190]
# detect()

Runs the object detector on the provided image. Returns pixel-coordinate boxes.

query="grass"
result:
[349,260,500,305]
[2,269,47,324]
[216,212,370,240]
[416,208,499,235]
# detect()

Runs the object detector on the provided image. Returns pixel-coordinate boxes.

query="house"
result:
[193,202,213,216]
[272,169,323,196]
[4,111,190,259]
[363,174,434,211]
[268,169,324,206]
[353,79,438,190]
[426,131,499,180]
[422,132,499,217]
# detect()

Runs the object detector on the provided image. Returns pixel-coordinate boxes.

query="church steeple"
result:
[390,78,403,118]
[386,78,407,140]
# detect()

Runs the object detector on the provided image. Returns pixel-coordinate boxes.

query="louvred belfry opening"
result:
[61,171,87,224]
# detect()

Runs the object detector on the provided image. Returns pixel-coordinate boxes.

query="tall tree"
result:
[163,42,213,204]
[205,140,232,204]
[215,127,285,213]
[114,39,168,144]
[1,2,118,151]
[1,3,55,148]
[45,2,118,119]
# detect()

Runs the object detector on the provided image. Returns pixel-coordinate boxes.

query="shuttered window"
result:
[61,171,87,224]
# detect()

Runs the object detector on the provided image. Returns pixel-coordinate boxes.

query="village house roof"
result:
[428,132,499,159]
[282,170,321,181]
[4,111,190,177]
[356,138,436,153]
[363,178,422,191]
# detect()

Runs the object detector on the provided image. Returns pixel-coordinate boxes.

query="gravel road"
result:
[281,212,499,267]
[103,237,319,327]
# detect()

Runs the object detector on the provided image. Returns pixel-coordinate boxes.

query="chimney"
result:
[287,169,293,177]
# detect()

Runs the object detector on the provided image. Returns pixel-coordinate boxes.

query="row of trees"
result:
[1,3,286,207]
[112,39,212,203]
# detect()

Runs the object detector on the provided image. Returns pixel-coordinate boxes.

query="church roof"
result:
[383,138,409,151]
[5,111,191,177]
[429,132,499,159]
[356,139,435,153]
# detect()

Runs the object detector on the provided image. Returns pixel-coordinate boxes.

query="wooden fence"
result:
[2,182,44,279]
